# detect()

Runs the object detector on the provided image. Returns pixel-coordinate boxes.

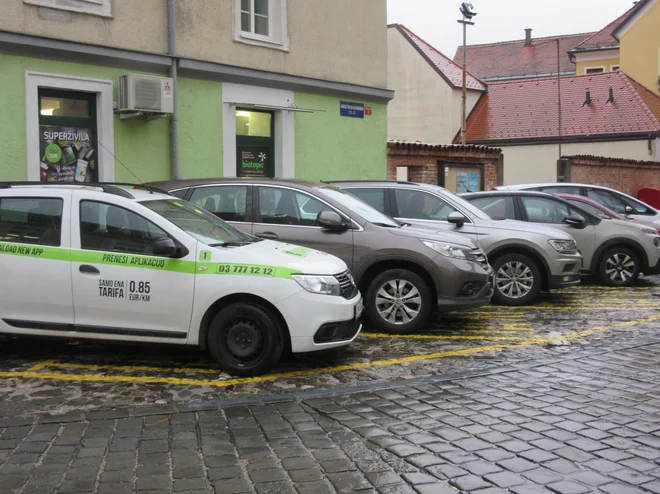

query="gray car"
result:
[330,181,583,306]
[463,190,660,287]
[147,178,494,334]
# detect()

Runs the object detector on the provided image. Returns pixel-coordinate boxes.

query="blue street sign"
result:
[340,101,365,118]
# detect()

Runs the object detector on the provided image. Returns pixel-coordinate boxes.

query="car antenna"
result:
[95,138,145,184]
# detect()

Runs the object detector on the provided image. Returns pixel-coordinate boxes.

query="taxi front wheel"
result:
[208,303,284,377]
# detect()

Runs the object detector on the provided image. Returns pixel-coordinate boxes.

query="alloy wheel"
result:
[495,261,534,299]
[375,279,422,325]
[604,253,636,283]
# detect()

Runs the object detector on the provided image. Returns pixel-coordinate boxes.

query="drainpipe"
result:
[167,0,180,179]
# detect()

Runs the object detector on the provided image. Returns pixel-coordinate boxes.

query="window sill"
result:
[24,0,112,17]
[234,33,289,52]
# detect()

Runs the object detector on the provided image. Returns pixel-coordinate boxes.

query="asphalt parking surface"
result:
[1,278,659,419]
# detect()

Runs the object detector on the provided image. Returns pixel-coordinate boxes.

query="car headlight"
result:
[548,239,578,254]
[641,228,658,236]
[422,239,468,259]
[292,274,341,296]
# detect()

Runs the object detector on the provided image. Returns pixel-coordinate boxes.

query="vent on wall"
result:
[117,74,173,118]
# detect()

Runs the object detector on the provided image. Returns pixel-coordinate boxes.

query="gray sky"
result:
[387,0,635,58]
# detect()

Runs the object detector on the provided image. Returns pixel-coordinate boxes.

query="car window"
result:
[586,188,650,215]
[190,186,248,222]
[394,189,457,221]
[348,188,386,213]
[469,196,515,220]
[169,189,188,199]
[0,197,63,246]
[538,186,581,195]
[258,187,332,227]
[566,199,610,219]
[80,201,170,255]
[521,197,585,224]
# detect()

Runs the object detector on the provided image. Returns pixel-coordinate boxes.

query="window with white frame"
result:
[234,0,289,51]
[611,65,620,72]
[24,0,112,17]
[585,67,605,75]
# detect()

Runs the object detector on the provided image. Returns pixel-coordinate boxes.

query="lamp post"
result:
[458,3,476,145]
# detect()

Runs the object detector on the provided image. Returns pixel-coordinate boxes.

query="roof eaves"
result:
[568,45,620,54]
[612,0,653,38]
[620,73,660,129]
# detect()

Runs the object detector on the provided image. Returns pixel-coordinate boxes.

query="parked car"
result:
[494,182,660,224]
[556,194,660,234]
[328,181,583,306]
[0,182,364,376]
[463,190,660,287]
[147,178,494,334]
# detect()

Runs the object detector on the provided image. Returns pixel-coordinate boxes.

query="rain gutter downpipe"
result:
[167,0,180,179]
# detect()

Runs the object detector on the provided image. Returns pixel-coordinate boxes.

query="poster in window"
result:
[467,171,480,192]
[456,172,468,193]
[237,146,270,177]
[39,126,97,183]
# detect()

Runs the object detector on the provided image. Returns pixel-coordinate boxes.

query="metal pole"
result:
[557,39,562,161]
[168,0,180,179]
[461,21,467,145]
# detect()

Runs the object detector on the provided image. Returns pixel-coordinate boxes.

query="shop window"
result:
[0,198,63,246]
[80,201,168,255]
[234,0,289,51]
[236,110,272,137]
[190,186,248,222]
[24,0,112,17]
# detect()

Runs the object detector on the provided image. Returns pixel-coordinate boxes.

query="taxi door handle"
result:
[256,232,278,240]
[79,265,100,274]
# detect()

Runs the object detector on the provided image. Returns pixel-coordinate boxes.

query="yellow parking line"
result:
[27,360,55,372]
[361,333,531,341]
[38,361,222,375]
[1,313,658,388]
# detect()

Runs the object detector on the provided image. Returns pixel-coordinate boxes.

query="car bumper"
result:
[645,258,660,275]
[436,269,495,312]
[548,273,582,290]
[276,290,363,353]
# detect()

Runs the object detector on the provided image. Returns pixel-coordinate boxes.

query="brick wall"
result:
[387,141,504,189]
[563,155,660,197]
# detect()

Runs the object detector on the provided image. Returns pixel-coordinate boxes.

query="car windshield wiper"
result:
[208,241,251,247]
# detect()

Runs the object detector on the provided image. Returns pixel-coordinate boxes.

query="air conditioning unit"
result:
[118,74,173,114]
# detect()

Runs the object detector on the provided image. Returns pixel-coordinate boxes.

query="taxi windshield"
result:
[141,199,253,246]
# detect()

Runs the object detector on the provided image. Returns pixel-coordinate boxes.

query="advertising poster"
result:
[468,171,480,192]
[456,172,468,193]
[237,146,270,177]
[39,126,96,183]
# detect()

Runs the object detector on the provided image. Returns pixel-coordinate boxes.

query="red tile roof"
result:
[453,33,593,81]
[569,5,635,52]
[457,71,660,143]
[391,24,486,91]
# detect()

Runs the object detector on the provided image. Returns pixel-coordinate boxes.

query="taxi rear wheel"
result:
[365,269,432,334]
[208,303,283,377]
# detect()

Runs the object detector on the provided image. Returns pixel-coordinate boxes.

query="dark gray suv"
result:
[148,178,494,334]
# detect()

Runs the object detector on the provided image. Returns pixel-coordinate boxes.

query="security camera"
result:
[460,2,477,19]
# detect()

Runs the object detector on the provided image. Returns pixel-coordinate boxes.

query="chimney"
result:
[524,28,533,47]
[607,86,615,104]
[583,87,592,107]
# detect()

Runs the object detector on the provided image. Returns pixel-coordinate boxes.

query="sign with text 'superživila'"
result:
[40,126,97,183]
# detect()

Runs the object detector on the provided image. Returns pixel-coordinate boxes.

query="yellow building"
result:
[615,0,660,96]
[569,0,660,96]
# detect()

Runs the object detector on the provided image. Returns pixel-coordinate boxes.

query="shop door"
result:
[38,89,98,183]
[439,163,484,193]
[236,109,274,178]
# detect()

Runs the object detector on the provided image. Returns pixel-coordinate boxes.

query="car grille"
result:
[335,270,359,300]
[469,248,490,269]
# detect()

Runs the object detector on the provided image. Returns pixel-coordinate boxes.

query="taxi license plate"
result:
[355,298,364,319]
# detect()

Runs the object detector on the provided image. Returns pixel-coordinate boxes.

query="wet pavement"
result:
[0,280,660,494]
[0,280,659,419]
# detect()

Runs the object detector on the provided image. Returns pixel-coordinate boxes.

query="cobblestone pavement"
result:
[2,310,660,492]
[1,280,659,418]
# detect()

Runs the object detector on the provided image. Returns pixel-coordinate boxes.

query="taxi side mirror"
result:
[153,237,178,257]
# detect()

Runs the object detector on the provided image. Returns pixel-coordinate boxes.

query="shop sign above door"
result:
[340,101,364,119]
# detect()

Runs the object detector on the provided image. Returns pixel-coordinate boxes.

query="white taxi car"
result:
[0,183,363,376]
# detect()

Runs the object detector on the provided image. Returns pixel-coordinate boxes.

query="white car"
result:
[0,183,363,376]
[494,182,660,225]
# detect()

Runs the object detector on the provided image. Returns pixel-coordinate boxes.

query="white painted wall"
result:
[501,140,652,185]
[387,28,483,144]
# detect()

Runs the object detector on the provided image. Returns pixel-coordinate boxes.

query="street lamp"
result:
[458,3,476,145]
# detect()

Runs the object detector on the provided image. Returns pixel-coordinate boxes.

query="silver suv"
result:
[148,178,494,334]
[331,181,583,306]
[463,190,660,286]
